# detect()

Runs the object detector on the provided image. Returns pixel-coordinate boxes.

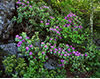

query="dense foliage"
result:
[1,0,100,78]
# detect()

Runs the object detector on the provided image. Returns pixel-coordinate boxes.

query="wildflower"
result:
[65,51,67,53]
[64,25,66,27]
[63,50,65,52]
[68,48,70,51]
[73,51,75,54]
[72,23,74,25]
[59,28,62,31]
[43,6,49,9]
[70,45,72,48]
[46,23,49,25]
[58,51,61,53]
[72,14,76,17]
[42,52,45,54]
[44,45,47,48]
[69,52,72,54]
[22,39,25,42]
[41,42,44,44]
[27,1,29,3]
[58,47,61,50]
[49,43,51,45]
[33,57,36,59]
[66,44,69,47]
[67,14,70,17]
[16,35,19,38]
[54,51,56,53]
[50,38,53,40]
[67,53,70,56]
[56,31,60,34]
[54,48,58,51]
[74,26,78,28]
[67,24,71,27]
[79,25,83,29]
[17,43,21,47]
[50,28,53,30]
[40,7,42,9]
[85,54,87,56]
[26,36,29,39]
[16,6,18,8]
[81,54,83,56]
[51,46,54,48]
[62,64,64,66]
[29,5,32,8]
[54,29,57,31]
[75,53,78,56]
[19,36,22,39]
[26,47,29,51]
[76,51,79,53]
[50,49,52,52]
[61,54,63,56]
[22,3,25,5]
[64,54,67,56]
[56,26,59,29]
[54,44,56,46]
[40,21,43,23]
[68,19,72,23]
[16,1,21,4]
[64,17,67,19]
[61,59,64,62]
[50,16,54,19]
[29,52,32,55]
[70,14,72,17]
[59,37,62,39]
[77,54,80,56]
[72,47,75,50]
[29,45,33,48]
[18,41,22,44]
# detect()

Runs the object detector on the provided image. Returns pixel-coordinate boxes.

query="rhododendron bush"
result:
[15,9,92,73]
[3,0,98,78]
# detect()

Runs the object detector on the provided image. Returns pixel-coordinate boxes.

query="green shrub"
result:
[2,55,27,77]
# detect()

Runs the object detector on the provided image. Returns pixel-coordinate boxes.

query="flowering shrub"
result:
[15,32,67,78]
[12,0,100,78]
[40,35,89,71]
[15,32,47,62]
[14,0,53,28]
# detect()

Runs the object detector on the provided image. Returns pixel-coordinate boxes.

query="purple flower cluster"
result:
[64,13,83,29]
[67,12,76,17]
[17,41,22,47]
[16,35,24,47]
[29,52,32,55]
[50,16,54,19]
[50,28,61,35]
[59,64,64,67]
[46,23,50,25]
[16,0,32,8]
[40,21,43,23]
[42,5,49,9]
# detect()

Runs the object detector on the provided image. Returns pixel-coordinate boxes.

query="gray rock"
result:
[44,59,58,69]
[0,43,17,54]
[97,40,100,45]
[0,0,15,40]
